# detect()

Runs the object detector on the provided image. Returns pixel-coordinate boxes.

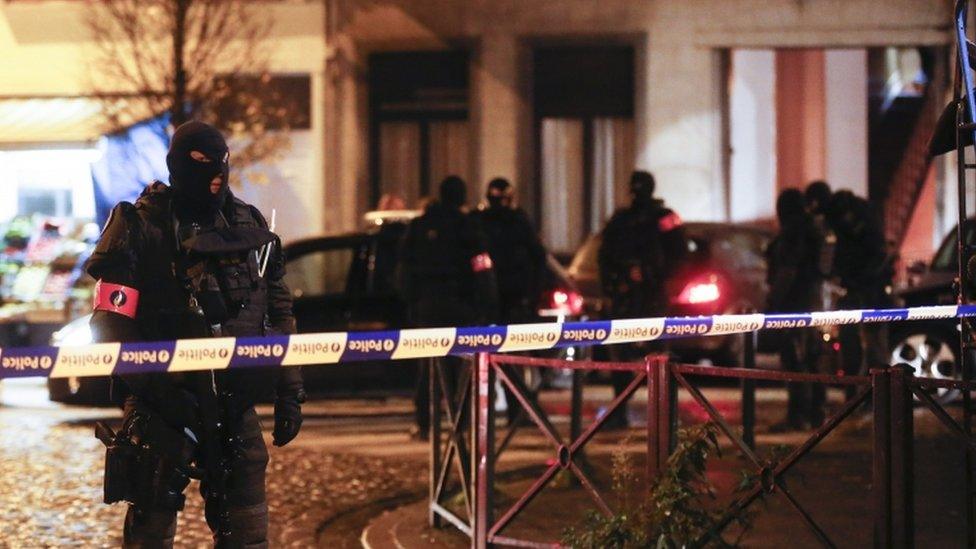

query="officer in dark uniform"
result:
[598,171,686,428]
[88,121,303,548]
[474,178,547,324]
[400,176,498,438]
[804,180,837,291]
[473,177,547,425]
[827,190,894,396]
[767,189,826,430]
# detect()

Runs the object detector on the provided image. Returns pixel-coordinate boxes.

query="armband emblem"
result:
[471,253,494,273]
[93,280,139,319]
[658,212,683,232]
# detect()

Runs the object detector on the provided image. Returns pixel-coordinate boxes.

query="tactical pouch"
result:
[103,440,134,504]
[95,417,197,511]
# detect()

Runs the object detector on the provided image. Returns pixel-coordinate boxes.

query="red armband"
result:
[658,212,683,232]
[93,280,139,319]
[471,253,494,273]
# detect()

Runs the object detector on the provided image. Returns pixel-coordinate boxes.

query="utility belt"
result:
[95,413,202,511]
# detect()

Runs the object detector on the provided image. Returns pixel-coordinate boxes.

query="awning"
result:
[0,97,104,146]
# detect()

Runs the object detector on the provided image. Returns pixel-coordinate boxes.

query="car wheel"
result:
[889,329,960,404]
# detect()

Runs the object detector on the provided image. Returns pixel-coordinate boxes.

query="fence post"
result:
[646,355,672,482]
[741,330,757,449]
[889,364,915,549]
[472,352,495,549]
[570,368,584,445]
[428,358,442,527]
[872,366,891,549]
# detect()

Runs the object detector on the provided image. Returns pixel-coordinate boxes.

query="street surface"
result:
[0,379,429,548]
[1,378,974,548]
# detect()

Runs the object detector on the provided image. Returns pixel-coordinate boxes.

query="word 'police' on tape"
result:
[1,304,972,380]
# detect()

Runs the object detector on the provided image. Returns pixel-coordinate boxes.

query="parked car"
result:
[891,219,971,402]
[566,222,774,365]
[48,211,577,404]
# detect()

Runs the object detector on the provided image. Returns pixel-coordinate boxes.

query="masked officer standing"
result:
[598,171,687,428]
[473,177,547,425]
[767,189,826,430]
[804,180,837,293]
[87,121,303,548]
[474,178,547,323]
[827,191,894,397]
[400,176,498,438]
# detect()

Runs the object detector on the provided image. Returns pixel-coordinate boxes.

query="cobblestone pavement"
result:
[0,381,428,548]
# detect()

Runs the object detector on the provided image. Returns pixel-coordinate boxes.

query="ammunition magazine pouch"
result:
[96,415,200,511]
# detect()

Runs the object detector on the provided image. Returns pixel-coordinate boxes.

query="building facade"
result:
[0,0,956,258]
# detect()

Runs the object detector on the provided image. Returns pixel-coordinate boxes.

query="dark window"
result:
[534,46,635,118]
[533,45,636,253]
[368,51,471,208]
[370,51,469,119]
[211,74,312,130]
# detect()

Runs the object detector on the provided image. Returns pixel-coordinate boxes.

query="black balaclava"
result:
[486,177,514,209]
[804,180,832,216]
[630,170,655,209]
[439,175,467,209]
[776,188,807,227]
[826,190,856,234]
[167,121,230,218]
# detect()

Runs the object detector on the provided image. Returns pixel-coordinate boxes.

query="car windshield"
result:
[931,221,975,272]
[283,245,356,298]
[688,226,770,270]
[569,223,770,276]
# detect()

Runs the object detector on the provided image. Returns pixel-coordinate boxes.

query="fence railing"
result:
[428,350,976,548]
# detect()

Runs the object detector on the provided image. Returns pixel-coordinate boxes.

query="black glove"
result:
[272,391,304,447]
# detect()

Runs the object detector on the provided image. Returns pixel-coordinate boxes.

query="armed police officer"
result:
[400,176,498,438]
[767,189,826,431]
[598,171,687,428]
[827,190,894,398]
[474,178,547,324]
[474,177,547,425]
[88,121,303,548]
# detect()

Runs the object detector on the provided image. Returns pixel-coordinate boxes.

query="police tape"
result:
[1,304,973,380]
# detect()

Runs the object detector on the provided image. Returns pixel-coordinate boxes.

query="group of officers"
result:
[399,169,895,435]
[767,181,894,431]
[84,120,893,547]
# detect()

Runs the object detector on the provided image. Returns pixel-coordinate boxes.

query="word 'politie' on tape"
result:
[1,304,973,380]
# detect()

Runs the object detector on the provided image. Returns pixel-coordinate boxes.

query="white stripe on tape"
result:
[393,328,456,359]
[811,310,861,327]
[50,343,120,378]
[907,305,959,321]
[604,318,666,345]
[169,338,236,372]
[708,314,765,336]
[499,323,561,352]
[282,333,347,366]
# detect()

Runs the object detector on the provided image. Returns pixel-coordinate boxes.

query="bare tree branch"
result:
[84,0,290,186]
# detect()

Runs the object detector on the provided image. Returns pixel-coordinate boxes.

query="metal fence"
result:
[427,348,976,548]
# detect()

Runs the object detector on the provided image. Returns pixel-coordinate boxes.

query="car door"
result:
[283,235,367,333]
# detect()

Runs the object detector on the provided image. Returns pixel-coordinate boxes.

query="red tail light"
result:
[673,273,722,305]
[548,289,584,316]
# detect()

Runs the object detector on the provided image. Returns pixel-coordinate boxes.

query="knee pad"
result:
[123,506,177,548]
[214,502,269,549]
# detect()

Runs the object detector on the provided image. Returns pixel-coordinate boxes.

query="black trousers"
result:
[120,400,270,548]
[780,328,826,428]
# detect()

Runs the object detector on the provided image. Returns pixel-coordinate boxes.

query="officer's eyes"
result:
[190,150,212,163]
